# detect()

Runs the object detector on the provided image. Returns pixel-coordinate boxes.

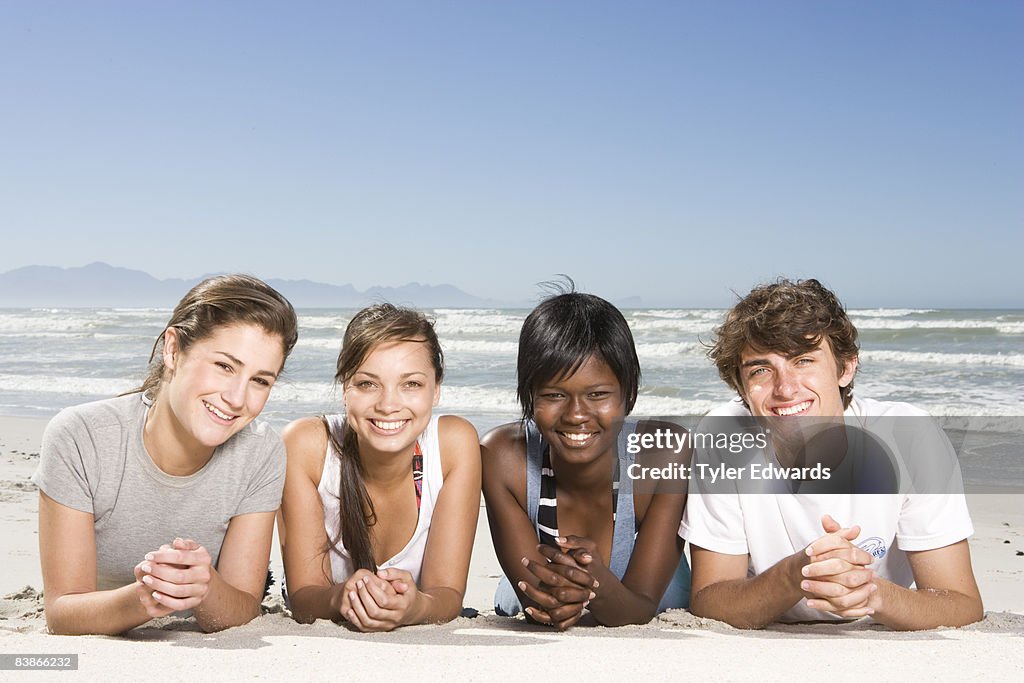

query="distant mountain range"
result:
[0,262,520,308]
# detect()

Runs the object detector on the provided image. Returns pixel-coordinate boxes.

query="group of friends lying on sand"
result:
[32,275,983,635]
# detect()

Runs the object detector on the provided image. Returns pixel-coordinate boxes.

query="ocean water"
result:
[2,307,1022,440]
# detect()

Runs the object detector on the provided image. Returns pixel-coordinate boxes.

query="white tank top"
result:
[318,414,443,584]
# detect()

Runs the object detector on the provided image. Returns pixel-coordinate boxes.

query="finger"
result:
[348,587,380,630]
[553,611,585,630]
[150,589,201,612]
[356,579,388,618]
[524,606,554,625]
[523,557,592,589]
[547,601,588,624]
[140,571,201,599]
[172,538,200,551]
[820,514,842,534]
[804,531,859,557]
[537,544,583,569]
[517,580,562,609]
[377,567,414,584]
[808,546,875,566]
[145,547,211,567]
[838,525,862,542]
[806,582,877,611]
[803,558,869,578]
[526,554,596,588]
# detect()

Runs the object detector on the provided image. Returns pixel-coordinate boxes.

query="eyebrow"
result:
[215,351,279,379]
[740,358,771,368]
[353,370,428,380]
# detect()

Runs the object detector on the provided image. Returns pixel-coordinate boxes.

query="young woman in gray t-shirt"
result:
[33,274,298,635]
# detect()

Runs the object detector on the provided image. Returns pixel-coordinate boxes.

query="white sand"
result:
[2,415,1023,680]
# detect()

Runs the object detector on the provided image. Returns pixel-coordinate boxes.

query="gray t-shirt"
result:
[32,393,285,590]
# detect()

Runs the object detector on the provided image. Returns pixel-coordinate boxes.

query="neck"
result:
[550,447,616,495]
[143,397,215,476]
[359,443,417,486]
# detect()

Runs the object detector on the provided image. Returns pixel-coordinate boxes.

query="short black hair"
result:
[517,290,641,420]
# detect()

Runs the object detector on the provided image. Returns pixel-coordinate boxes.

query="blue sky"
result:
[1,1,1020,307]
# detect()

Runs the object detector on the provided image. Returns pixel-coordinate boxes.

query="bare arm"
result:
[396,415,481,625]
[39,491,159,635]
[481,424,595,629]
[688,544,811,629]
[279,417,345,623]
[864,540,983,630]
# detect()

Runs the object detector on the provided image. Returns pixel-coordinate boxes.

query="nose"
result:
[562,394,588,425]
[772,365,798,399]
[375,384,401,414]
[222,376,248,410]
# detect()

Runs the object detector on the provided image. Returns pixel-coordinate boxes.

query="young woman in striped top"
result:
[482,288,691,629]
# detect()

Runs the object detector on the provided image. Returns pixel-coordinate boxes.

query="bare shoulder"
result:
[282,416,330,484]
[480,422,527,488]
[437,414,480,449]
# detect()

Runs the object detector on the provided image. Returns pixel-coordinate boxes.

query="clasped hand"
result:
[133,537,213,618]
[331,567,417,632]
[799,514,877,618]
[518,535,600,630]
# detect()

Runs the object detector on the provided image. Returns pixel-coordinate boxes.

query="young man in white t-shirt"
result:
[679,278,983,630]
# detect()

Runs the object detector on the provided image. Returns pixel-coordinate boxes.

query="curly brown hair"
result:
[708,278,859,408]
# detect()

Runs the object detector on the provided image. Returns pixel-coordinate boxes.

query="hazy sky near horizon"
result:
[1,1,1020,307]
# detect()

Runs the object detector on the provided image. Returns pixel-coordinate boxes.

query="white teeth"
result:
[372,420,406,431]
[775,401,811,416]
[204,401,235,420]
[563,432,593,441]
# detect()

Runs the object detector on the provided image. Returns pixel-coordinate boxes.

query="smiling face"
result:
[343,340,440,457]
[738,338,858,419]
[157,323,285,458]
[531,354,626,466]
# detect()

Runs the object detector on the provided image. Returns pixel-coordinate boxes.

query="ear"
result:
[838,356,858,388]
[162,328,180,371]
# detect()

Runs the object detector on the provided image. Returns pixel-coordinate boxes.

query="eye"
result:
[216,361,233,372]
[588,391,612,399]
[404,380,424,389]
[538,392,564,400]
[747,367,768,378]
[795,357,813,366]
[355,380,377,390]
[252,377,272,388]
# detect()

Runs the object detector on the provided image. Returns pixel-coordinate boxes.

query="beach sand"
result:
[1,415,1022,681]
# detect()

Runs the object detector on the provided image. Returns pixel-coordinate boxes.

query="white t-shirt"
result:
[318,414,444,585]
[679,396,973,622]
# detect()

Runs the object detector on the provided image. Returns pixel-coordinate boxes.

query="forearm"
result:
[585,564,658,627]
[690,551,808,629]
[191,568,262,632]
[402,586,464,626]
[46,584,153,635]
[869,579,983,631]
[287,583,343,624]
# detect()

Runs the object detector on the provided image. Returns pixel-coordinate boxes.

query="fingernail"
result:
[350,591,357,600]
[152,592,161,601]
[556,537,566,543]
[521,557,529,566]
[870,584,878,593]
[801,581,810,590]
[582,554,592,561]
[801,566,810,576]
[589,591,596,600]
[584,601,590,607]
[357,578,364,588]
[142,575,153,585]
[593,580,599,588]
[805,546,814,556]
[144,553,154,561]
[141,563,152,573]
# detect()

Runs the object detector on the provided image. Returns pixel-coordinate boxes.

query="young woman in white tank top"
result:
[279,304,481,631]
